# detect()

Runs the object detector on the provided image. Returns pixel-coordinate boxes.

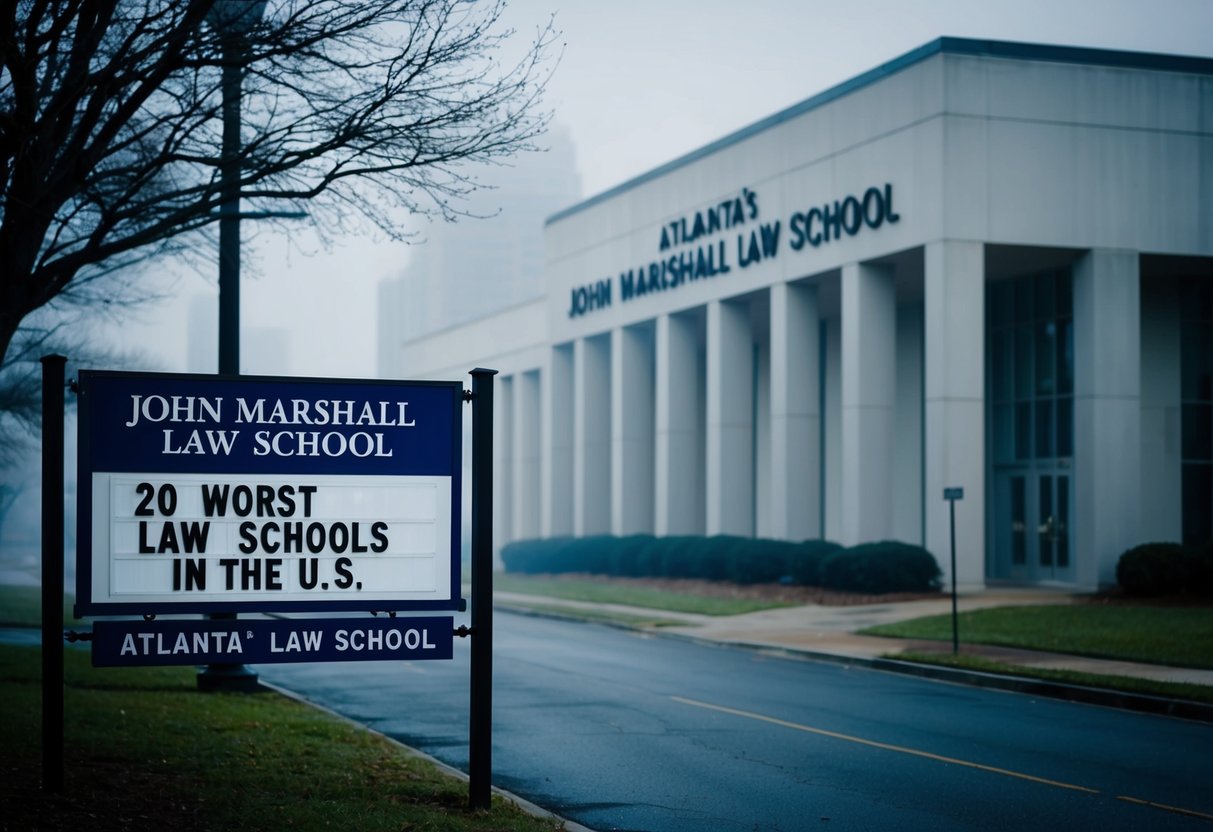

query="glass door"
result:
[989,269,1075,583]
[1035,473,1070,579]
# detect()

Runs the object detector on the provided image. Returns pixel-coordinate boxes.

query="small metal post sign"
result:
[943,486,963,655]
[76,371,463,626]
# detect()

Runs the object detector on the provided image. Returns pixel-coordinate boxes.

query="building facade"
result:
[392,38,1213,590]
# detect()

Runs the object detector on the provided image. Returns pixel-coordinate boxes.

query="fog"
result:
[2,0,1210,583]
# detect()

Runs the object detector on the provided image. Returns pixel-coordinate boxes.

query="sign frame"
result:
[75,370,464,617]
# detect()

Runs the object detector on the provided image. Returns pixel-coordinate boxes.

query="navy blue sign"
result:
[91,617,455,666]
[76,371,464,617]
[82,372,457,476]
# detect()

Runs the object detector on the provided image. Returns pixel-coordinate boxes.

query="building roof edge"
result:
[545,36,1213,227]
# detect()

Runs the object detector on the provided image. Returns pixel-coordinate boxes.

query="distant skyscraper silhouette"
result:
[378,125,581,377]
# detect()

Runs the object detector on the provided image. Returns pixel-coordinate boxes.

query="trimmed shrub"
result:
[656,536,702,579]
[786,539,844,586]
[726,538,799,585]
[501,535,941,595]
[1116,542,1212,597]
[1191,541,1213,597]
[500,536,572,574]
[819,541,942,594]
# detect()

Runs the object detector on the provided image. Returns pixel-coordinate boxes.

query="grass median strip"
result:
[859,605,1213,669]
[1,644,565,832]
[493,573,792,616]
[495,599,693,628]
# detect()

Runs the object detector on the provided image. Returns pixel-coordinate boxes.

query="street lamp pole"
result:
[218,29,242,377]
[198,0,265,693]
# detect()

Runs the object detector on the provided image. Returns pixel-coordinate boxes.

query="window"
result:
[988,269,1074,465]
[1180,277,1213,545]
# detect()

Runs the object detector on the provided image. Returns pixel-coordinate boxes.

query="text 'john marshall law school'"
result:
[124,394,418,459]
[567,183,900,318]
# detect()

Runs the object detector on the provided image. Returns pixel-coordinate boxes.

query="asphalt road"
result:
[259,611,1213,832]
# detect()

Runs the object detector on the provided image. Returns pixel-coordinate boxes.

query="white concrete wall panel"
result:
[655,313,704,534]
[769,282,822,540]
[1074,249,1142,588]
[707,299,754,535]
[923,241,985,589]
[494,376,514,556]
[544,345,574,537]
[574,336,611,535]
[398,300,548,381]
[512,370,541,541]
[841,262,897,544]
[611,325,656,534]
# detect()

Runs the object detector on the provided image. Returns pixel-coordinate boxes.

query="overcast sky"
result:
[109,0,1213,379]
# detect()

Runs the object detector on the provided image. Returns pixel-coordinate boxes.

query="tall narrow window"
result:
[989,269,1074,468]
[1180,277,1213,545]
[988,267,1075,582]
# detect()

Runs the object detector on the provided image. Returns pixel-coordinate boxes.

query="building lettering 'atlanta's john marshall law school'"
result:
[382,38,1213,591]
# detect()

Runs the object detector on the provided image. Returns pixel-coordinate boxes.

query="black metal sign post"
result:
[41,354,67,793]
[468,368,496,810]
[943,487,964,655]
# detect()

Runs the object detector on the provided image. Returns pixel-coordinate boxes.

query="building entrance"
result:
[994,470,1072,581]
[988,268,1075,583]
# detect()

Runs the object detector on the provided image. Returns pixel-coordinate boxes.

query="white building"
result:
[390,38,1213,590]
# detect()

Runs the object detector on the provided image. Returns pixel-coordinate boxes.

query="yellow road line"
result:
[671,695,1100,794]
[1117,795,1213,821]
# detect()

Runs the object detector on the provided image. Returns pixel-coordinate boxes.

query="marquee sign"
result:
[75,371,463,616]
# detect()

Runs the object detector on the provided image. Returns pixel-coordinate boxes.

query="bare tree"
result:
[0,311,140,469]
[0,0,556,367]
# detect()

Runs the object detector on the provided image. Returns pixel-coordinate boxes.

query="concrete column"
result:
[769,282,821,540]
[511,370,541,541]
[543,344,574,537]
[573,335,611,535]
[611,325,655,534]
[924,241,985,588]
[1074,249,1141,588]
[706,299,753,535]
[494,375,514,554]
[840,261,896,544]
[656,312,703,534]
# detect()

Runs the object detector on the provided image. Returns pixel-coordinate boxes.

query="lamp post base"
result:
[197,662,261,693]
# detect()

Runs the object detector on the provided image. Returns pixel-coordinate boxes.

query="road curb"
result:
[497,603,1213,725]
[865,655,1213,723]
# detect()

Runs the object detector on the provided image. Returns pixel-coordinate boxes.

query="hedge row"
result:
[500,535,943,595]
[1116,542,1213,598]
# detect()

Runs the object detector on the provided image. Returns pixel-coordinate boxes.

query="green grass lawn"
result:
[0,643,564,832]
[861,604,1213,669]
[0,583,76,627]
[493,572,793,616]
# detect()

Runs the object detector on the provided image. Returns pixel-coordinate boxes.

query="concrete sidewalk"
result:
[494,588,1213,721]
